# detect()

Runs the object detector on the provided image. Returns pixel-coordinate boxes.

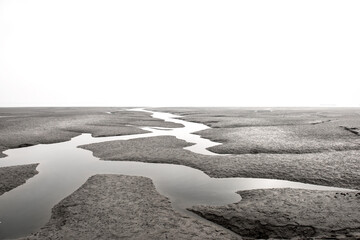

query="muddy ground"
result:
[153,107,360,154]
[81,136,360,189]
[0,164,38,196]
[24,175,239,240]
[79,107,360,239]
[0,107,182,157]
[2,107,360,239]
[190,188,360,239]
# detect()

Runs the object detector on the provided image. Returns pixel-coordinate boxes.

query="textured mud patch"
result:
[0,164,39,196]
[199,124,360,154]
[81,136,360,189]
[25,175,240,239]
[190,188,360,239]
[0,146,7,158]
[0,107,183,156]
[153,107,360,155]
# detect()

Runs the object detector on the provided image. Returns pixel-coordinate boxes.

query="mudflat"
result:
[24,175,239,240]
[79,107,360,239]
[81,136,360,189]
[0,107,182,157]
[190,188,360,239]
[0,164,38,196]
[2,107,360,239]
[153,107,360,154]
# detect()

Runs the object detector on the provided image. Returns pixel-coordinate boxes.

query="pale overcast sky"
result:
[0,0,359,107]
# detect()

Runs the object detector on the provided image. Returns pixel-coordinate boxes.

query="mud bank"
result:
[190,188,360,239]
[0,108,182,157]
[81,136,360,189]
[153,107,360,154]
[0,164,38,196]
[24,175,239,240]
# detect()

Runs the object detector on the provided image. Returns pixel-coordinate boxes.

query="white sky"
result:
[0,0,359,107]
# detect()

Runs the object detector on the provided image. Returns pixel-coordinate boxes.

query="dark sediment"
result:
[0,164,39,196]
[341,126,360,135]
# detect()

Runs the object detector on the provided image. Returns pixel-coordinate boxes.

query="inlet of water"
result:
[0,108,353,239]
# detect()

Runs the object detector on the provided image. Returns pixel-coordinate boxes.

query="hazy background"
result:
[0,0,359,107]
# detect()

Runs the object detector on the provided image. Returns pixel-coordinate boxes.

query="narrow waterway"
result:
[0,108,353,239]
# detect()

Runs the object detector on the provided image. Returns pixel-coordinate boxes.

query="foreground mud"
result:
[0,164,38,196]
[190,188,360,239]
[24,175,239,240]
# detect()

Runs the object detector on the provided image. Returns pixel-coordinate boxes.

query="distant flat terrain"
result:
[154,107,360,154]
[0,107,182,158]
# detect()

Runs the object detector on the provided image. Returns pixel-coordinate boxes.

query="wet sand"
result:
[0,164,38,196]
[24,175,239,240]
[190,188,360,239]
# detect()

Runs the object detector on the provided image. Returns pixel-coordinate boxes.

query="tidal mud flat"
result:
[0,107,182,158]
[190,189,360,239]
[82,108,360,238]
[154,107,360,154]
[0,107,359,239]
[0,164,38,196]
[83,135,360,189]
[24,175,239,240]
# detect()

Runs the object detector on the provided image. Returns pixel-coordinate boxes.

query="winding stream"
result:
[0,108,353,239]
